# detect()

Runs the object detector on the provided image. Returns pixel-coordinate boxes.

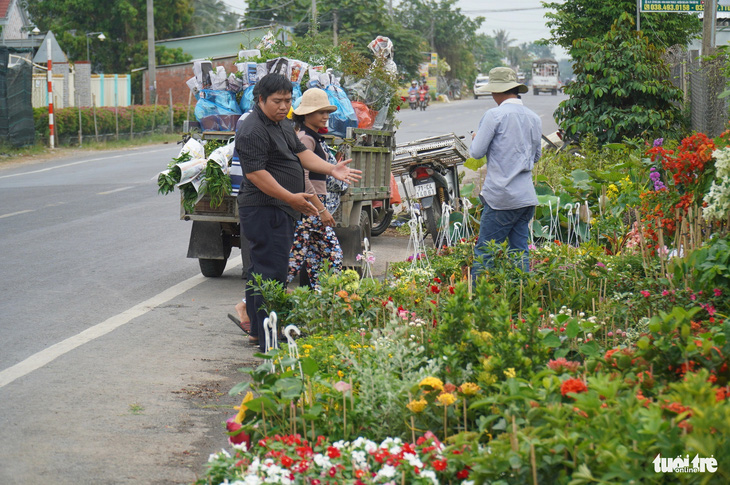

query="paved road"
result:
[0,93,565,484]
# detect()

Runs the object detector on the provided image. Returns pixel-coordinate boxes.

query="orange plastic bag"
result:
[389,172,402,205]
[351,101,376,129]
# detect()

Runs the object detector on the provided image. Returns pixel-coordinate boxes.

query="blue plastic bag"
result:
[292,82,302,106]
[325,85,358,137]
[197,89,241,115]
[239,85,255,113]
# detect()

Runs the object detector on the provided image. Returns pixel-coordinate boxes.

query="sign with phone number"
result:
[641,0,730,12]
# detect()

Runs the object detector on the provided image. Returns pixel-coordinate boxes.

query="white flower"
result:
[313,453,332,469]
[232,442,249,452]
[376,464,397,479]
[420,469,439,484]
[403,452,423,469]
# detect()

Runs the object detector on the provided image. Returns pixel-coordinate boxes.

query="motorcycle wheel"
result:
[371,203,393,236]
[424,187,445,246]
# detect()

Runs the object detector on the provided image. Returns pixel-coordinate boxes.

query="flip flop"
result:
[228,314,252,336]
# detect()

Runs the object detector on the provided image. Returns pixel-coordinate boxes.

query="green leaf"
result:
[543,332,562,348]
[566,319,580,338]
[464,156,486,171]
[229,381,251,396]
[579,340,600,358]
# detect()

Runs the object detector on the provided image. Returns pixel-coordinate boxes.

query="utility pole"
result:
[702,0,718,57]
[333,9,338,46]
[147,0,156,105]
[388,0,393,17]
[430,17,435,51]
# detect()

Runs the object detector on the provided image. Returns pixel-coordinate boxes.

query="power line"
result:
[463,7,546,13]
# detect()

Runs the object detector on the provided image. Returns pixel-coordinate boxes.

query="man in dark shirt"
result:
[235,74,361,353]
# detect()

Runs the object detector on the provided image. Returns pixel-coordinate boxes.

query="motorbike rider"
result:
[418,80,430,106]
[408,80,419,97]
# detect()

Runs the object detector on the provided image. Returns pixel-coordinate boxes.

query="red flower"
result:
[329,466,337,477]
[327,446,341,459]
[432,459,448,471]
[457,469,470,479]
[281,455,294,468]
[430,285,441,294]
[448,286,455,294]
[434,277,441,283]
[560,378,588,397]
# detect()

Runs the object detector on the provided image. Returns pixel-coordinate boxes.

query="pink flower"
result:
[714,288,722,297]
[640,290,651,298]
[596,261,606,268]
[333,381,352,393]
[662,290,670,296]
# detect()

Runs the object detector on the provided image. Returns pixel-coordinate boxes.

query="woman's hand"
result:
[320,209,335,227]
[331,158,362,183]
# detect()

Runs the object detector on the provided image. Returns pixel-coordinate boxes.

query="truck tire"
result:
[551,89,557,96]
[533,88,538,96]
[371,204,393,236]
[199,258,227,277]
[359,209,372,242]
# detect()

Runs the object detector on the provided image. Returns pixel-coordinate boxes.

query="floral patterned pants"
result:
[287,196,343,289]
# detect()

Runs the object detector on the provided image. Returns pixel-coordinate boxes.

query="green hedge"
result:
[33,104,193,144]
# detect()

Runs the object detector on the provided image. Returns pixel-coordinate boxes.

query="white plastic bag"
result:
[208,142,235,173]
[210,66,228,91]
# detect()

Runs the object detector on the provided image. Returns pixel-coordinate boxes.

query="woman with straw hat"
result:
[287,88,345,288]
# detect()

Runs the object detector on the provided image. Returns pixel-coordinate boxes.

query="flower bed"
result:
[196,131,730,484]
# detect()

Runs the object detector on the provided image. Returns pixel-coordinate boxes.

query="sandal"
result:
[248,336,260,346]
[228,314,252,336]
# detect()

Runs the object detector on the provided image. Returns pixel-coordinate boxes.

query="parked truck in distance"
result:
[532,58,560,96]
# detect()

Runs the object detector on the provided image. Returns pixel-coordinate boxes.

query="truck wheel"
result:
[551,89,557,96]
[371,204,393,236]
[359,209,372,242]
[199,258,227,277]
[533,88,538,96]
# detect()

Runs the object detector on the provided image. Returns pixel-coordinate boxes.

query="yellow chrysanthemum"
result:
[437,392,457,406]
[459,382,481,396]
[406,398,428,413]
[504,368,517,379]
[301,344,313,350]
[419,376,444,392]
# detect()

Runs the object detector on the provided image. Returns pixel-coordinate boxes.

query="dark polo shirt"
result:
[235,104,307,220]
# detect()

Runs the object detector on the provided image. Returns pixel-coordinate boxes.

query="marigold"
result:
[459,382,481,396]
[406,398,428,413]
[336,290,349,298]
[560,378,588,397]
[437,392,457,406]
[419,376,444,391]
[503,368,516,379]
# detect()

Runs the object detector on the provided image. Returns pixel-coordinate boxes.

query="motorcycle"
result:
[408,91,418,110]
[418,88,429,111]
[409,159,460,245]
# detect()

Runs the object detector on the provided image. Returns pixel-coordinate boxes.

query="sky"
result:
[455,0,569,59]
[223,0,569,59]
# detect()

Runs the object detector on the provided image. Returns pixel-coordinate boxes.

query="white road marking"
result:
[0,147,175,180]
[0,209,35,219]
[0,273,207,389]
[97,186,135,195]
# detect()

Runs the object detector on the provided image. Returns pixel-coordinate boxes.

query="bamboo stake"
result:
[92,94,98,142]
[510,415,518,452]
[408,392,416,444]
[169,88,174,132]
[443,404,448,441]
[530,443,539,485]
[261,402,267,436]
[463,398,468,433]
[349,377,354,410]
[77,92,82,147]
[130,95,134,140]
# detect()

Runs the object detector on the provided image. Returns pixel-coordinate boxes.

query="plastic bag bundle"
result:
[267,57,289,76]
[324,85,358,137]
[289,60,308,83]
[239,85,256,113]
[228,74,243,93]
[195,89,242,131]
[351,101,376,129]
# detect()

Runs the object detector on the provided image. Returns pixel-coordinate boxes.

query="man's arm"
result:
[246,170,317,216]
[297,149,362,183]
[469,112,496,160]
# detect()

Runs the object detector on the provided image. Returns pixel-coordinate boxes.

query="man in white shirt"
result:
[469,67,542,278]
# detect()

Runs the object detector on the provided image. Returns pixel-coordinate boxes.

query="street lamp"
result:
[85,31,106,66]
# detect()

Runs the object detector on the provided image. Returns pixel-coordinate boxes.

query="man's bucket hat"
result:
[293,88,337,115]
[485,67,528,94]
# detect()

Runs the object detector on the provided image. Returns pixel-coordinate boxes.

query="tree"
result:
[525,42,553,60]
[397,0,484,82]
[543,0,701,57]
[553,13,684,145]
[24,0,195,73]
[472,34,503,74]
[191,0,241,34]
[492,29,513,54]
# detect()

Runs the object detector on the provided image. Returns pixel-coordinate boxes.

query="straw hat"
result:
[293,88,337,115]
[484,67,528,94]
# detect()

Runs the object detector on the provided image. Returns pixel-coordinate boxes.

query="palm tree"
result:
[193,0,241,35]
[493,29,514,54]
